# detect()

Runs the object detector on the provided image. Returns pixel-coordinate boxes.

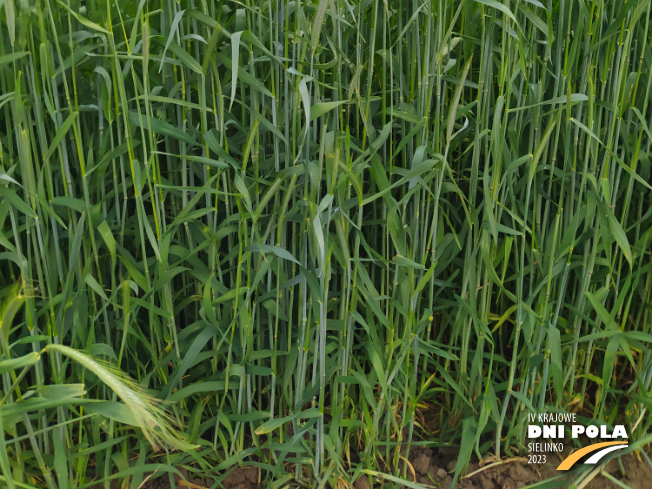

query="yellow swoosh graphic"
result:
[556,441,628,470]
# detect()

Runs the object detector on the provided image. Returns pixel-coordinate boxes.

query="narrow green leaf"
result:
[311,0,329,53]
[0,352,40,375]
[474,0,518,25]
[57,1,110,34]
[310,101,347,121]
[229,31,244,111]
[159,10,185,73]
[254,414,295,435]
[44,112,77,161]
[129,111,199,146]
[0,52,27,67]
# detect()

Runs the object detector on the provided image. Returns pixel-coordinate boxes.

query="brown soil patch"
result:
[399,444,652,489]
[136,466,259,489]
[88,448,651,489]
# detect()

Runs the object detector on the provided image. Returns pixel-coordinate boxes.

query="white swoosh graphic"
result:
[584,444,628,464]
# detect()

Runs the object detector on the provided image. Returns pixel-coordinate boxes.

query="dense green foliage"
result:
[1,0,652,487]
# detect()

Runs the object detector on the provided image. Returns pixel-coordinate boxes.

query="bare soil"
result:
[394,444,652,489]
[117,447,651,489]
[138,466,259,489]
